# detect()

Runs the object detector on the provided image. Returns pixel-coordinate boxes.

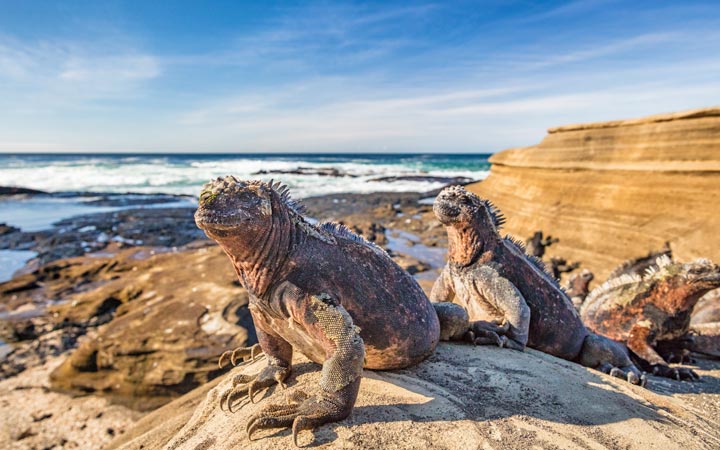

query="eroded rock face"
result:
[468,107,720,280]
[0,244,256,409]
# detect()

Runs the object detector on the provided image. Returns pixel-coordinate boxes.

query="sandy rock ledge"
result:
[107,343,720,450]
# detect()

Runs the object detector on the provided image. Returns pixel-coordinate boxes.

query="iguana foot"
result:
[218,343,263,368]
[598,363,648,387]
[651,364,699,381]
[662,349,695,364]
[464,320,512,347]
[219,364,290,412]
[246,379,359,447]
[499,336,525,351]
[465,329,503,347]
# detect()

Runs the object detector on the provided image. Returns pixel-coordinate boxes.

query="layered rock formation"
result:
[106,344,720,450]
[468,107,720,280]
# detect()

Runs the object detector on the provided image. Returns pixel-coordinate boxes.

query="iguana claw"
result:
[599,363,647,387]
[246,386,355,448]
[218,343,263,369]
[219,364,290,412]
[652,364,699,381]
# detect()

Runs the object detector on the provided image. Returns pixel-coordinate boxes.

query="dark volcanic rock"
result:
[0,186,47,196]
[0,223,20,236]
[0,206,206,266]
[368,175,474,184]
[253,166,355,177]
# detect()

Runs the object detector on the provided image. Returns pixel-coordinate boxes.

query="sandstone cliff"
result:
[468,107,720,280]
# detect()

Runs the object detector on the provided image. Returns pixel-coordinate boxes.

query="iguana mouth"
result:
[433,199,461,224]
[693,272,720,285]
[194,210,248,230]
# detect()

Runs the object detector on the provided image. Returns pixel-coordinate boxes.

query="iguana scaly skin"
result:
[194,177,470,445]
[581,255,720,380]
[430,186,645,385]
[606,242,672,280]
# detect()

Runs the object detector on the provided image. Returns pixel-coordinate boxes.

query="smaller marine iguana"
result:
[526,231,558,258]
[565,269,594,310]
[581,255,720,380]
[549,257,580,281]
[195,177,470,445]
[430,186,645,385]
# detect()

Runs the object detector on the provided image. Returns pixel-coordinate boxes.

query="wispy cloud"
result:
[0,33,160,112]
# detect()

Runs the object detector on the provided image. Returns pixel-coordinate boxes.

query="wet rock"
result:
[253,167,354,177]
[368,175,474,184]
[0,186,47,196]
[0,223,20,236]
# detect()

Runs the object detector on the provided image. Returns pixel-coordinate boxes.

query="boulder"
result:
[106,344,720,449]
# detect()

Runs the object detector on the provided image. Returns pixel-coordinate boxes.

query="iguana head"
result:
[195,177,302,293]
[433,185,504,230]
[195,176,274,238]
[434,186,505,265]
[677,259,720,290]
[567,269,594,295]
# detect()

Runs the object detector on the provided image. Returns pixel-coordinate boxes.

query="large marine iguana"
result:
[429,186,645,385]
[194,177,470,445]
[581,255,720,380]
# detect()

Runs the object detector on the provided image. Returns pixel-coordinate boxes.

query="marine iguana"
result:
[549,257,580,281]
[526,231,558,258]
[430,186,645,385]
[194,177,470,446]
[581,255,720,380]
[565,269,594,310]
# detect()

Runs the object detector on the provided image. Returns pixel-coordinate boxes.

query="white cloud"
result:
[0,35,160,110]
[59,54,159,82]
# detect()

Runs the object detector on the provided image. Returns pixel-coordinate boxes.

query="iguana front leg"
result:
[431,266,504,346]
[627,323,698,381]
[471,265,530,351]
[246,293,364,446]
[220,321,293,411]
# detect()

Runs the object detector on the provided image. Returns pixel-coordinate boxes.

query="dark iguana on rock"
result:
[194,177,470,445]
[526,230,558,258]
[430,186,645,385]
[581,255,720,380]
[549,256,580,281]
[564,269,594,310]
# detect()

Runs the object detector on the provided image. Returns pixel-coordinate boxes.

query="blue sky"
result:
[0,1,719,153]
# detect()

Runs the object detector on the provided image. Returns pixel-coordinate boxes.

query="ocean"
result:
[0,153,490,198]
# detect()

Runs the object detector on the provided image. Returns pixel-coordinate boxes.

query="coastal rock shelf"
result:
[106,344,720,450]
[468,107,720,280]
